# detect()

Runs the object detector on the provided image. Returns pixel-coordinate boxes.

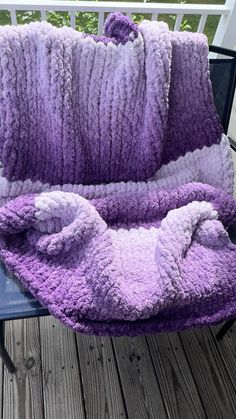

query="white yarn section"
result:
[34,191,107,256]
[152,134,234,195]
[0,168,197,207]
[0,134,233,207]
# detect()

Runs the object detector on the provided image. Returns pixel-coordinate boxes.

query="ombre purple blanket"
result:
[0,13,235,336]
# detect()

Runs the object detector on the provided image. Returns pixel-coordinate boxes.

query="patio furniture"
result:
[0,44,235,374]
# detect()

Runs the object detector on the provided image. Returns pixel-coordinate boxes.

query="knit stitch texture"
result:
[0,14,235,336]
[0,183,236,336]
[0,16,222,185]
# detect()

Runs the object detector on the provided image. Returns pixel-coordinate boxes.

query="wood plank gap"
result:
[110,338,129,419]
[176,331,209,416]
[76,335,126,418]
[209,324,236,393]
[73,332,88,419]
[144,335,172,418]
[112,336,167,419]
[37,318,46,419]
[146,333,206,419]
[179,327,236,419]
[179,328,232,417]
[40,317,85,419]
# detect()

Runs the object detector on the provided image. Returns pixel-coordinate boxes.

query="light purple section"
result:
[0,183,236,336]
[0,15,222,185]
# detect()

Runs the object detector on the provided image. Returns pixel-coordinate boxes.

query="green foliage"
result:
[16,10,41,23]
[180,19,192,31]
[0,0,222,43]
[75,13,98,34]
[0,10,99,34]
[0,11,11,25]
[45,11,99,34]
[46,11,70,28]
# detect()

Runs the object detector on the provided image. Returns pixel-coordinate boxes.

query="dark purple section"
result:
[92,182,236,228]
[103,12,139,44]
[161,32,223,165]
[0,195,36,234]
[84,12,139,45]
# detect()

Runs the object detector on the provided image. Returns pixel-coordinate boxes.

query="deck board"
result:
[209,324,236,392]
[2,318,44,419]
[147,332,206,419]
[179,327,236,419]
[39,317,85,419]
[112,336,167,419]
[1,317,236,418]
[76,334,126,418]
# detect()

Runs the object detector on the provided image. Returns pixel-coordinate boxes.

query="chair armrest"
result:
[229,137,236,152]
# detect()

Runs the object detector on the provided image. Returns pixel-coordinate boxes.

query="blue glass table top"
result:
[0,263,49,321]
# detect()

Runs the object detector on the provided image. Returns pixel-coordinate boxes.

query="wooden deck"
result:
[1,317,236,419]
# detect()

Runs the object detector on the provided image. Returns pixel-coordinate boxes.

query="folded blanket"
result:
[0,13,235,336]
[0,182,236,336]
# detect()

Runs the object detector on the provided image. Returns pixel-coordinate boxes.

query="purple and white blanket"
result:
[0,13,235,336]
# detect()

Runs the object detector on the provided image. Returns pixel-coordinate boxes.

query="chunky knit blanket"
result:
[0,13,235,336]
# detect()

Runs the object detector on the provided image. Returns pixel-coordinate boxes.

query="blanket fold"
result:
[0,13,235,336]
[0,182,236,335]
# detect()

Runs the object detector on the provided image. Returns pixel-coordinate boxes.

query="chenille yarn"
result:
[0,182,236,336]
[0,14,235,336]
[0,16,222,185]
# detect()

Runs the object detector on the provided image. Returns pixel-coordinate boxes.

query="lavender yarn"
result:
[0,14,235,337]
[0,183,236,336]
[0,14,222,185]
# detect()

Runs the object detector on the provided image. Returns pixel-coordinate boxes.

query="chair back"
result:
[209,45,236,135]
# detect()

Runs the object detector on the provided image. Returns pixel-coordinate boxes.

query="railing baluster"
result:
[70,11,76,29]
[0,1,230,49]
[213,0,236,49]
[10,9,17,26]
[98,12,104,36]
[151,13,158,21]
[197,14,208,33]
[41,10,47,22]
[174,14,183,31]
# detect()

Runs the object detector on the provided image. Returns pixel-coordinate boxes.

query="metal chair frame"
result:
[208,45,236,340]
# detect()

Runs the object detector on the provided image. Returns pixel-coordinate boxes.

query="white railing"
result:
[0,0,235,48]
